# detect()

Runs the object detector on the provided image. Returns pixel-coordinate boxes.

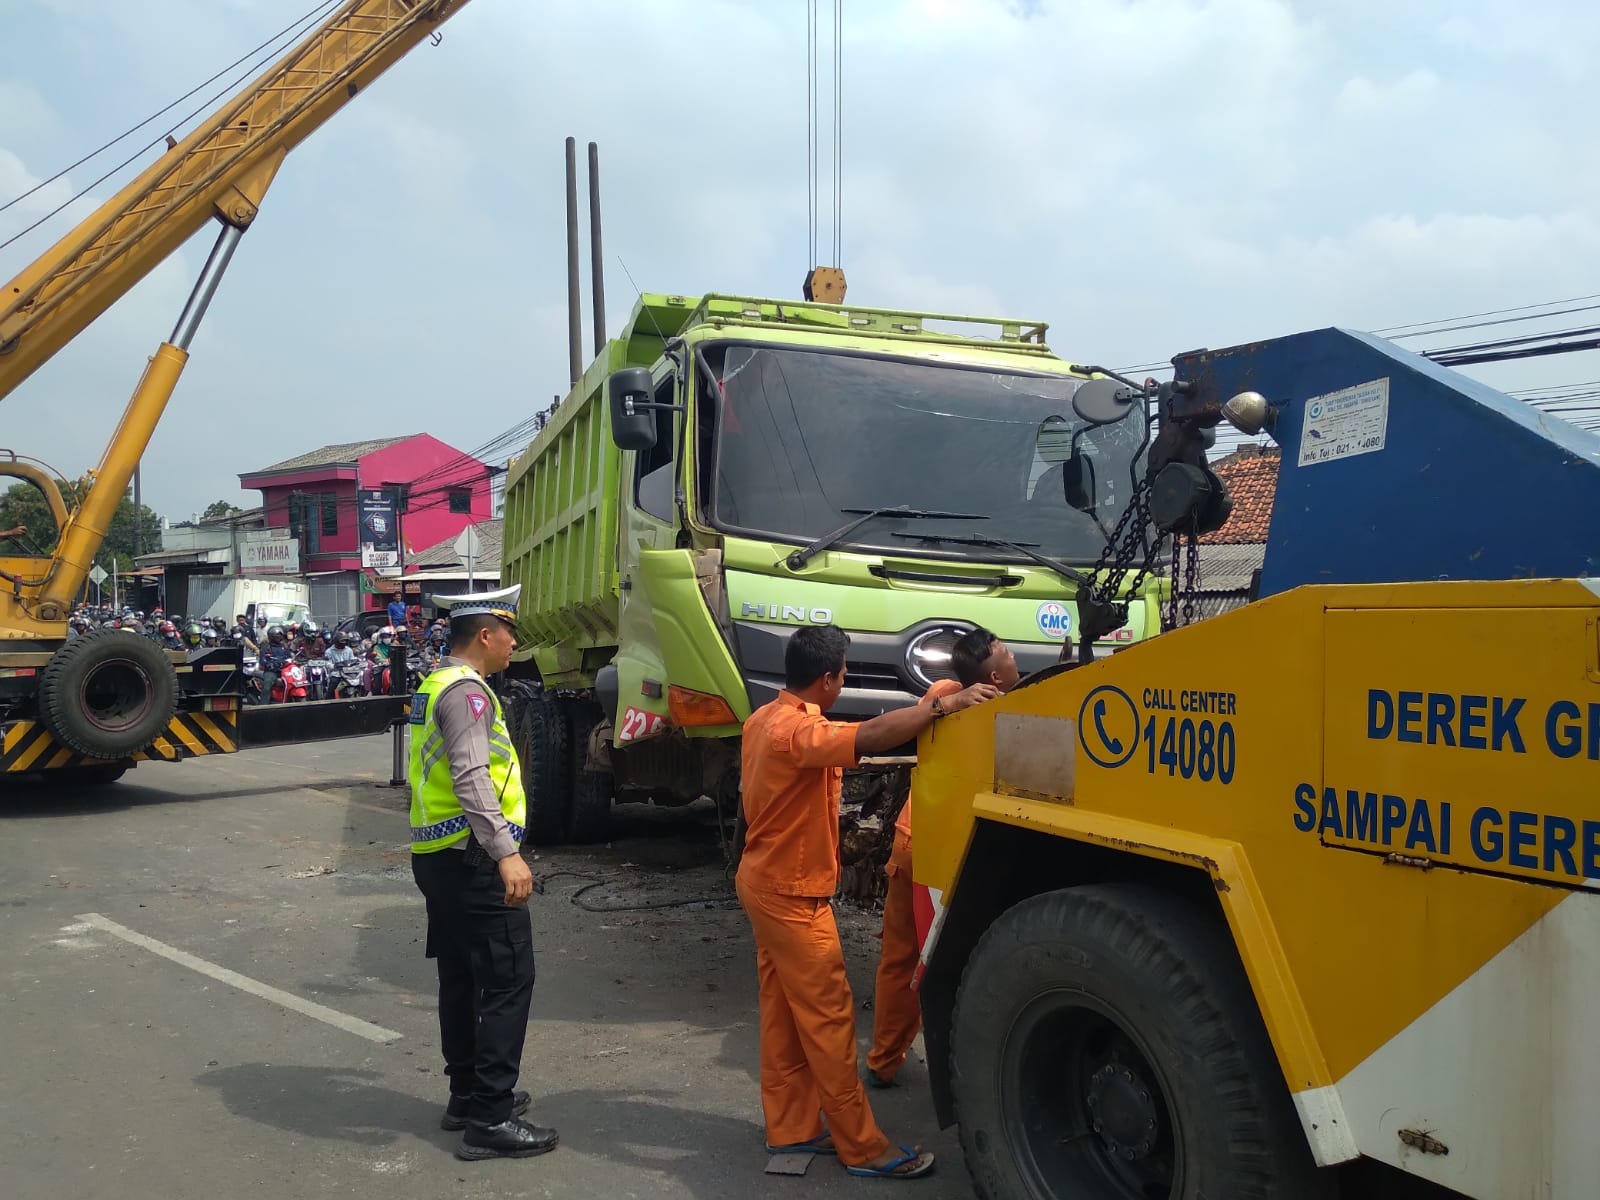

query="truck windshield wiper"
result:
[889,531,1090,587]
[782,506,987,570]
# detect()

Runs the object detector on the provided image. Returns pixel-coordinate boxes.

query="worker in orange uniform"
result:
[736,624,999,1180]
[867,627,1020,1089]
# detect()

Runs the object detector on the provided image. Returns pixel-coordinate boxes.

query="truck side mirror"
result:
[608,367,659,451]
[1072,378,1138,425]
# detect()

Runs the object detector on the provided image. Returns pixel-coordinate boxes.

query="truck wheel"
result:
[950,884,1330,1200]
[38,631,178,759]
[564,699,613,844]
[518,693,570,847]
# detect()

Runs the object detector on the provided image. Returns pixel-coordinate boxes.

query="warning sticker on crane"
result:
[1297,377,1389,467]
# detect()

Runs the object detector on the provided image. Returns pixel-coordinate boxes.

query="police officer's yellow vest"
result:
[409,664,526,853]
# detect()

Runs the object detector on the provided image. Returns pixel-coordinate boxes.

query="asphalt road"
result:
[0,736,972,1199]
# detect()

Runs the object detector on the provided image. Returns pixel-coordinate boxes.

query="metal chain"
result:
[1163,536,1180,632]
[1082,473,1170,634]
[1182,532,1200,628]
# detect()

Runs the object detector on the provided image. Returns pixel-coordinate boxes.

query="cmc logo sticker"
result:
[1036,600,1072,641]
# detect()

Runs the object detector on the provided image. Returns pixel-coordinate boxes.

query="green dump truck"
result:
[497,292,1160,847]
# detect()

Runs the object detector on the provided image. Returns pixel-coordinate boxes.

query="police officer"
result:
[409,584,558,1161]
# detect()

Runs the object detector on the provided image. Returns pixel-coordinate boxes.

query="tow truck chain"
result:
[1162,528,1203,631]
[1078,471,1167,642]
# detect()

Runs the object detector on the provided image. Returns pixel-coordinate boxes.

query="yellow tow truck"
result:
[0,1,475,780]
[912,330,1600,1199]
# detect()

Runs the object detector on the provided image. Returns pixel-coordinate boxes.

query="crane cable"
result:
[0,0,343,255]
[804,0,843,273]
[806,0,816,272]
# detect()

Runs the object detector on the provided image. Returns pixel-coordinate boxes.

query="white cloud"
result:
[1,0,1597,518]
[1336,67,1438,116]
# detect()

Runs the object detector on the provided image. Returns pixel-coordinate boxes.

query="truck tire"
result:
[564,699,613,844]
[518,693,570,847]
[38,631,178,760]
[950,884,1331,1200]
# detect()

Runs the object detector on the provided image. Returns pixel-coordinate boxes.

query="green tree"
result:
[202,499,242,520]
[0,479,163,570]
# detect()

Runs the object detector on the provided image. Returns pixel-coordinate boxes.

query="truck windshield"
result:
[703,345,1146,564]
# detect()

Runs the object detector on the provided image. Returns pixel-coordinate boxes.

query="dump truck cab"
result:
[500,293,1163,845]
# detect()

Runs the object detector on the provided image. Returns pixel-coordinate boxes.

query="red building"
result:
[239,434,491,617]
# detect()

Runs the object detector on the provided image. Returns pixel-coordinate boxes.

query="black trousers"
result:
[411,847,535,1125]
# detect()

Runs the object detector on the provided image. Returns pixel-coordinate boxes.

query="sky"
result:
[2,0,1598,521]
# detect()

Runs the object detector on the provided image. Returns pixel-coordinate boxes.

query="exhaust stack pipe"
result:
[588,141,606,355]
[564,136,582,388]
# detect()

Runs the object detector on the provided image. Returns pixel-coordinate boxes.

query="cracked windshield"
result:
[705,345,1145,563]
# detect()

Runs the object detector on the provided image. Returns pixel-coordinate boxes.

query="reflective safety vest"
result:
[409,664,526,853]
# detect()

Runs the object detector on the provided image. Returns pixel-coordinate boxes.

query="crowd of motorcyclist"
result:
[66,604,450,704]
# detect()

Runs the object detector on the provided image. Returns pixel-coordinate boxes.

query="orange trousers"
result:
[736,877,892,1166]
[867,832,921,1082]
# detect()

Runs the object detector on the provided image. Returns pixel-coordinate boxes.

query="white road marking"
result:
[77,912,402,1044]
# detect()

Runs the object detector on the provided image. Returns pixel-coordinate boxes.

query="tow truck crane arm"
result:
[0,0,472,631]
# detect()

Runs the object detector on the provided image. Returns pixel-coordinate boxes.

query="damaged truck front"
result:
[497,292,1159,883]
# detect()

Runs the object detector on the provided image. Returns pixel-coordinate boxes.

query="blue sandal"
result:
[846,1145,936,1179]
[766,1131,837,1155]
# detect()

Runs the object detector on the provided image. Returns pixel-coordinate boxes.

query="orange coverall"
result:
[736,690,892,1166]
[866,678,958,1082]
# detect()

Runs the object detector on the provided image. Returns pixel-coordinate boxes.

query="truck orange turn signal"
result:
[667,685,737,728]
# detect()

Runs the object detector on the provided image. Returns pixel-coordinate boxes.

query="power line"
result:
[0,0,340,221]
[1426,330,1600,368]
[1,1,341,254]
[1373,292,1600,337]
[1385,302,1600,341]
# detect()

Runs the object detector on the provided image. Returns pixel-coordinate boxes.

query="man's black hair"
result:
[449,613,503,652]
[785,625,850,691]
[951,627,1001,687]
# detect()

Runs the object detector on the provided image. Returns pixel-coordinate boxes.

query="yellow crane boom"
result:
[0,0,471,632]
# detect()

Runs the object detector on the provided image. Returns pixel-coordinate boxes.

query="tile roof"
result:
[246,436,416,475]
[1200,446,1280,544]
[408,519,504,570]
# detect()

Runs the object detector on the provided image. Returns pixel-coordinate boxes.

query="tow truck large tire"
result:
[564,699,613,844]
[518,692,570,847]
[38,631,178,760]
[950,884,1331,1200]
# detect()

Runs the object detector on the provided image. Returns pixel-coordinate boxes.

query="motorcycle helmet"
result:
[267,625,287,645]
[184,623,203,645]
[159,619,176,635]
[302,620,318,637]
[334,632,349,647]
[201,627,219,644]
[376,626,395,643]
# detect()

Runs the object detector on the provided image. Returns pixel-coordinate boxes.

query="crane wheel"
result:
[38,631,178,760]
[949,884,1332,1200]
[516,691,571,848]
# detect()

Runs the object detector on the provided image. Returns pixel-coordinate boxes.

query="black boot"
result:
[441,1089,530,1131]
[455,1117,559,1161]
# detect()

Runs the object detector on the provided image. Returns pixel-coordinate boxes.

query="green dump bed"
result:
[500,356,620,662]
[499,296,695,670]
